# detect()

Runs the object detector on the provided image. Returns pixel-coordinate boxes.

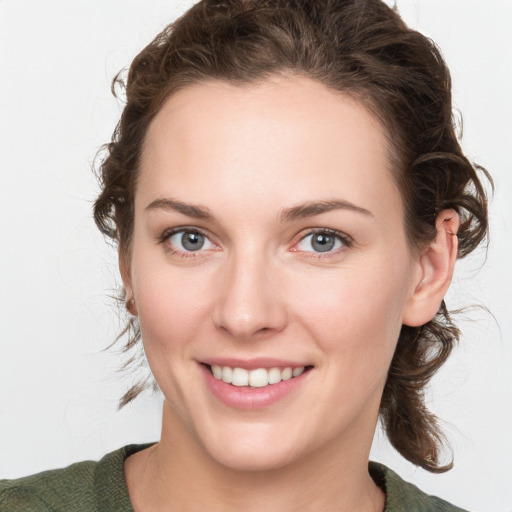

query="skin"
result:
[122,75,459,511]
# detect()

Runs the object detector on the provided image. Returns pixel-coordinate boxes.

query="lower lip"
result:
[200,364,310,410]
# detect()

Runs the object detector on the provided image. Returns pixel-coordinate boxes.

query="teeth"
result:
[212,365,222,379]
[232,367,249,386]
[281,367,292,381]
[292,367,304,377]
[210,365,307,387]
[249,368,268,388]
[268,367,281,384]
[221,366,232,383]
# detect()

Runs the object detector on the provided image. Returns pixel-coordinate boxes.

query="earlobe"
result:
[402,209,460,327]
[119,249,138,316]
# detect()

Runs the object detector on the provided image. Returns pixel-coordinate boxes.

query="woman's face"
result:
[125,75,423,471]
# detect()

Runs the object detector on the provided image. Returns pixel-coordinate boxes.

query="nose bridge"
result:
[213,243,287,339]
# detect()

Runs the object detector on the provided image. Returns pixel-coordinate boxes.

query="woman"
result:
[0,0,495,510]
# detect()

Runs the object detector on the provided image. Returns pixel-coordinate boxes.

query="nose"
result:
[212,250,288,340]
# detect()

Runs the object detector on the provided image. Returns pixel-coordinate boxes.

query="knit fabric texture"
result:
[0,444,468,511]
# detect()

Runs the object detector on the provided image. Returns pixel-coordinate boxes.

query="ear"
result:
[402,209,460,327]
[119,248,138,316]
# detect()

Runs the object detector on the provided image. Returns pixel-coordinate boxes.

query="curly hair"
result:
[93,0,491,472]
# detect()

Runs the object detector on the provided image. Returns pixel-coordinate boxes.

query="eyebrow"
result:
[144,197,372,222]
[279,200,373,222]
[145,198,215,219]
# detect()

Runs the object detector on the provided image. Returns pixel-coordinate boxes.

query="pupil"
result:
[182,232,204,251]
[312,233,334,252]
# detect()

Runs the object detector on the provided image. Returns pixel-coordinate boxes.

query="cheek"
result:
[132,264,217,412]
[291,259,410,368]
[132,258,214,363]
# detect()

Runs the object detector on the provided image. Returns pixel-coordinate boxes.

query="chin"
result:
[206,440,301,473]
[193,418,319,473]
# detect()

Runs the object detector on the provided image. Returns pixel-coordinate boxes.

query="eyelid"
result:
[291,228,353,256]
[159,226,219,256]
[157,225,352,259]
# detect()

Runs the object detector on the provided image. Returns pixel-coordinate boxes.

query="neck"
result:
[125,400,385,512]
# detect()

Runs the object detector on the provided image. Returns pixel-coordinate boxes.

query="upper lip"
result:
[200,357,311,370]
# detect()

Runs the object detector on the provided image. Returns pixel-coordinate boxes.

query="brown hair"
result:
[93,0,491,472]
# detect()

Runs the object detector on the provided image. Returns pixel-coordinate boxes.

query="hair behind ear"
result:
[381,210,461,472]
[380,314,458,472]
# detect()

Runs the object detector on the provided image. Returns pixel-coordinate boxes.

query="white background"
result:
[0,1,511,510]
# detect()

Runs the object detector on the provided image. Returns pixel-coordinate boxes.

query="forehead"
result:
[138,75,400,218]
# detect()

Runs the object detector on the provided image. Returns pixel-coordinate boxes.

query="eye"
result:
[295,230,349,254]
[165,228,216,254]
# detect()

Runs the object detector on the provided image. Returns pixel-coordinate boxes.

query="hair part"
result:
[94,0,491,472]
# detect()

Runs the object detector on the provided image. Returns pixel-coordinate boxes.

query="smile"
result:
[208,365,307,388]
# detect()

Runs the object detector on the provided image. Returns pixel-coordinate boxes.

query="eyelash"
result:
[158,226,215,259]
[294,228,353,259]
[158,227,353,259]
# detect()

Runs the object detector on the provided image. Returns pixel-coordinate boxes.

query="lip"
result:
[199,362,312,410]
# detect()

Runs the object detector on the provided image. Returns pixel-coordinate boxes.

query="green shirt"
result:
[0,444,467,511]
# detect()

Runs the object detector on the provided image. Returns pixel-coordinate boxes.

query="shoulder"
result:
[369,462,468,512]
[0,458,97,511]
[0,444,152,512]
